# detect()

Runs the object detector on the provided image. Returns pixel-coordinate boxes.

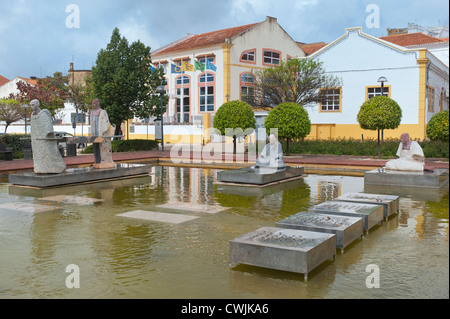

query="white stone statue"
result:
[90,99,115,169]
[255,134,286,170]
[30,99,66,174]
[385,133,425,171]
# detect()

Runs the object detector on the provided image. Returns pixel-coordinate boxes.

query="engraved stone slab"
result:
[38,195,104,205]
[229,227,336,277]
[309,201,384,232]
[116,210,199,224]
[335,192,399,219]
[364,168,449,188]
[0,202,60,214]
[276,212,363,250]
[156,202,229,214]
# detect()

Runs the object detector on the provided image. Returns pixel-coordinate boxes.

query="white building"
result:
[301,27,449,140]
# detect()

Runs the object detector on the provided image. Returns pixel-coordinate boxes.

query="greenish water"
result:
[0,166,448,298]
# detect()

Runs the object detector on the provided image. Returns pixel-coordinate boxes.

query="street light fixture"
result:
[156,85,165,152]
[377,76,388,97]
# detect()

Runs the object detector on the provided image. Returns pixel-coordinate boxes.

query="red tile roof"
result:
[297,42,327,55]
[153,23,259,56]
[380,32,447,47]
[0,75,9,87]
[18,77,38,86]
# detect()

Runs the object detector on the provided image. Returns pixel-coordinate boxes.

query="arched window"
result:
[240,49,256,64]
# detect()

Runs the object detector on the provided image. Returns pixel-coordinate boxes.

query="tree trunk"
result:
[377,129,381,159]
[114,125,122,140]
[286,138,290,156]
[233,136,237,156]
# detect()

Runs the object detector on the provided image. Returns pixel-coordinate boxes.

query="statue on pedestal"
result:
[30,99,66,174]
[90,99,115,169]
[255,134,286,171]
[385,133,424,171]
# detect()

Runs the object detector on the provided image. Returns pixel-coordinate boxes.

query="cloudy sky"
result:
[0,0,448,80]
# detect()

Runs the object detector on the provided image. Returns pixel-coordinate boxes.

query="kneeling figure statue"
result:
[385,133,424,172]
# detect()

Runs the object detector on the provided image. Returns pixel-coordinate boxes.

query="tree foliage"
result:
[264,102,311,155]
[92,27,166,135]
[0,98,24,133]
[253,58,341,108]
[213,100,256,153]
[426,110,449,142]
[9,72,67,116]
[357,96,402,158]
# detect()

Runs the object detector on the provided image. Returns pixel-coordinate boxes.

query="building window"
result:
[367,86,389,99]
[199,72,215,112]
[198,57,215,64]
[263,49,281,65]
[427,86,435,112]
[175,75,190,123]
[176,76,190,85]
[240,73,255,106]
[240,49,256,64]
[319,88,341,112]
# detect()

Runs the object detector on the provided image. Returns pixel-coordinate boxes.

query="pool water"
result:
[0,166,448,298]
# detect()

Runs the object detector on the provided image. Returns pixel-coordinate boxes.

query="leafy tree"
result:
[426,110,449,142]
[253,58,341,108]
[0,98,25,133]
[10,72,67,116]
[264,102,311,155]
[92,27,165,136]
[357,96,402,158]
[213,100,256,154]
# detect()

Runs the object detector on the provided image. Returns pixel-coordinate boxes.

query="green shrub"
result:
[81,139,159,154]
[426,110,449,142]
[0,134,30,159]
[284,138,448,159]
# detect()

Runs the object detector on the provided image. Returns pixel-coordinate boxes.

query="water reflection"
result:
[0,166,448,298]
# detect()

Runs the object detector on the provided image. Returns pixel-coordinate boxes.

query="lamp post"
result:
[377,76,388,97]
[156,85,165,152]
[377,76,388,141]
[24,104,28,134]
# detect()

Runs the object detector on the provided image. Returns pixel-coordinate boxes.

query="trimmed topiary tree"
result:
[213,100,256,154]
[357,96,402,158]
[264,102,311,155]
[426,110,449,142]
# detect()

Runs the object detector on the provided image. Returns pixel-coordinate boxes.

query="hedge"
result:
[82,139,159,154]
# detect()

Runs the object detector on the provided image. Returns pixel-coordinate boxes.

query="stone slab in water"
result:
[116,210,199,224]
[217,166,304,186]
[0,202,60,214]
[156,202,228,214]
[229,227,336,276]
[364,168,449,189]
[276,212,363,250]
[8,163,152,188]
[309,201,384,232]
[335,192,399,219]
[38,195,104,205]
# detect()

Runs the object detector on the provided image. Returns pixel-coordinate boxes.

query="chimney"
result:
[69,62,74,71]
[266,16,277,23]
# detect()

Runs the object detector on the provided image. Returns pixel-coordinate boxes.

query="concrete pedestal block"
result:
[309,201,384,233]
[217,166,304,186]
[276,212,363,251]
[364,168,449,189]
[335,192,399,220]
[229,227,336,279]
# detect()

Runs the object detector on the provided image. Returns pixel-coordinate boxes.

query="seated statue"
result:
[30,99,66,174]
[255,134,286,170]
[385,133,424,171]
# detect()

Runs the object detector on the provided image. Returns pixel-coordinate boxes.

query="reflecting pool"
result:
[0,166,448,298]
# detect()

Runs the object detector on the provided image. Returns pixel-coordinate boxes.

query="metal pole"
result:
[160,92,164,152]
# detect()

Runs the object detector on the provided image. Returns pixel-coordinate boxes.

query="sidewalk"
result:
[1,146,448,173]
